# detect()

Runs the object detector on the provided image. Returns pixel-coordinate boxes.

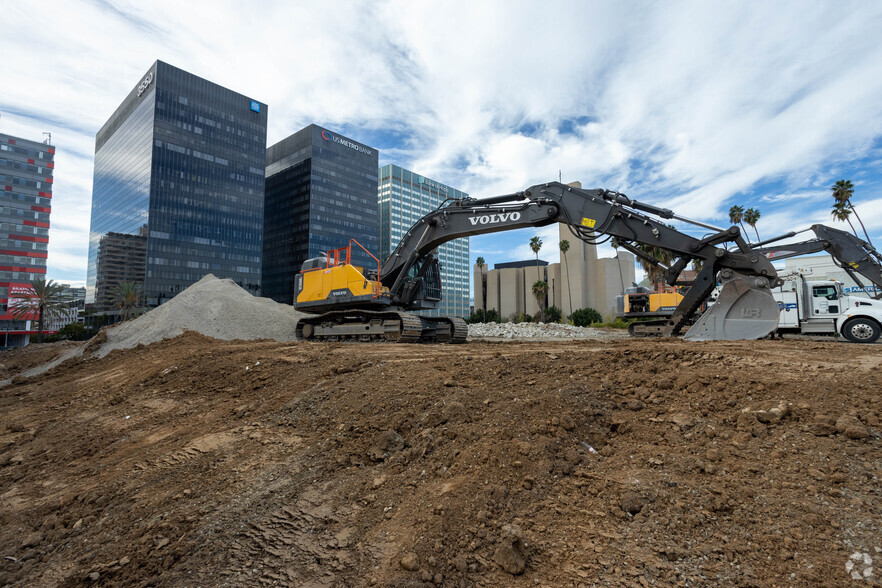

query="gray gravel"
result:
[95,274,307,357]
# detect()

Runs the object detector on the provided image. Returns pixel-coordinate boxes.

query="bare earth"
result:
[1,334,880,587]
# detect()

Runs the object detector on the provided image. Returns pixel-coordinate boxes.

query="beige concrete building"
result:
[474,226,636,321]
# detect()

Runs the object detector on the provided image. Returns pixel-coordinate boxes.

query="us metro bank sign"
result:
[320,130,373,156]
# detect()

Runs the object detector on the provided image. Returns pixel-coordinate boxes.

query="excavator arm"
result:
[380,182,782,339]
[751,224,882,298]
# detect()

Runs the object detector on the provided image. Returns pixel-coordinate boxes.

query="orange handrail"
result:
[324,239,382,298]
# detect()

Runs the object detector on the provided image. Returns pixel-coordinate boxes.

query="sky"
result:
[2,0,882,289]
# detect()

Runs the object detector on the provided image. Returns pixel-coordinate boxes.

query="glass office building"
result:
[86,60,267,309]
[0,133,54,346]
[263,125,378,303]
[378,164,469,318]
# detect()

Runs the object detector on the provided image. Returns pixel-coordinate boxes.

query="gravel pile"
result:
[95,274,307,357]
[468,321,629,340]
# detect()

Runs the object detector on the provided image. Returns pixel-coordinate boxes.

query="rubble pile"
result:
[468,321,629,339]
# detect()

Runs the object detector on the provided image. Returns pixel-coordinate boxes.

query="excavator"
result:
[749,224,882,297]
[293,181,783,343]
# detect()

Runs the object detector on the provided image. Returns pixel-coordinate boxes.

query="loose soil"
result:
[1,334,880,587]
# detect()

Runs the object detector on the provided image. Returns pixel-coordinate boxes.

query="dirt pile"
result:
[94,274,307,357]
[1,336,880,587]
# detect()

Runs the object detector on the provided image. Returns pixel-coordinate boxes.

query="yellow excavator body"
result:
[297,264,387,304]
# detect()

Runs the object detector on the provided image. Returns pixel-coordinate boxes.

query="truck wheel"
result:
[842,317,881,344]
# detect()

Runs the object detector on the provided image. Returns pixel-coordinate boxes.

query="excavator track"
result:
[296,311,467,343]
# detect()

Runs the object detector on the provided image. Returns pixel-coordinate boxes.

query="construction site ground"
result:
[1,334,880,587]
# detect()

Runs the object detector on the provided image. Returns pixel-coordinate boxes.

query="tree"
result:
[728,205,748,241]
[112,281,145,321]
[559,239,573,316]
[475,256,486,267]
[634,239,674,287]
[529,236,542,269]
[831,200,858,235]
[831,180,873,246]
[9,277,70,343]
[531,280,549,323]
[743,207,762,242]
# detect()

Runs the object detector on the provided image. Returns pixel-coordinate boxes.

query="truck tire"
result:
[841,317,881,344]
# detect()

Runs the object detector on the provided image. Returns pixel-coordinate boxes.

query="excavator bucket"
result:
[684,274,780,341]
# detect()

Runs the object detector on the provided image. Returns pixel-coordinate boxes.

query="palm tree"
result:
[743,207,761,242]
[475,256,486,267]
[529,236,542,269]
[728,205,748,241]
[831,200,858,235]
[10,277,70,343]
[559,240,573,317]
[634,241,674,287]
[531,280,549,322]
[831,180,873,246]
[112,281,145,321]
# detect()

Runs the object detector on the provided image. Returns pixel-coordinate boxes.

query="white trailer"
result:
[772,273,882,343]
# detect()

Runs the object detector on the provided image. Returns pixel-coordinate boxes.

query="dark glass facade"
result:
[262,125,378,303]
[86,60,267,308]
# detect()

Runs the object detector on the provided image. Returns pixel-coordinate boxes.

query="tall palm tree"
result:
[831,180,873,246]
[559,239,573,316]
[743,207,761,242]
[529,236,542,269]
[10,277,70,343]
[475,256,486,267]
[112,281,145,321]
[728,205,748,241]
[531,280,549,322]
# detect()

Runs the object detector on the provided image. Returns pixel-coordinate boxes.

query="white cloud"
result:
[2,0,882,285]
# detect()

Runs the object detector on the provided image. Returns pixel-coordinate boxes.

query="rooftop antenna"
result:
[559,169,562,182]
[43,132,52,145]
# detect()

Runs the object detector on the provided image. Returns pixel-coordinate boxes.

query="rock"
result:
[493,525,527,575]
[809,422,837,436]
[88,572,100,581]
[400,552,419,571]
[154,537,169,550]
[20,532,42,549]
[119,556,130,566]
[626,399,644,411]
[620,493,646,516]
[754,402,790,424]
[836,415,869,439]
[453,554,469,572]
[705,448,722,462]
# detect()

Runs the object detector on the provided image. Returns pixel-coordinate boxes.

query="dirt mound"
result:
[95,274,307,357]
[1,335,880,586]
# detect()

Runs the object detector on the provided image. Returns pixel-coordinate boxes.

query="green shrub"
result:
[570,307,602,327]
[514,312,534,324]
[543,306,563,323]
[466,308,503,324]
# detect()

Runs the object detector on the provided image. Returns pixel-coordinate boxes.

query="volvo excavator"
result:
[293,181,784,343]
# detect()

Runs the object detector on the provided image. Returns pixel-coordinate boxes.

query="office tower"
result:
[263,125,378,304]
[86,60,267,309]
[378,164,469,318]
[0,133,53,346]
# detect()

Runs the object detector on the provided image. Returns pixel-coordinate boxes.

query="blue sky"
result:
[2,0,882,287]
